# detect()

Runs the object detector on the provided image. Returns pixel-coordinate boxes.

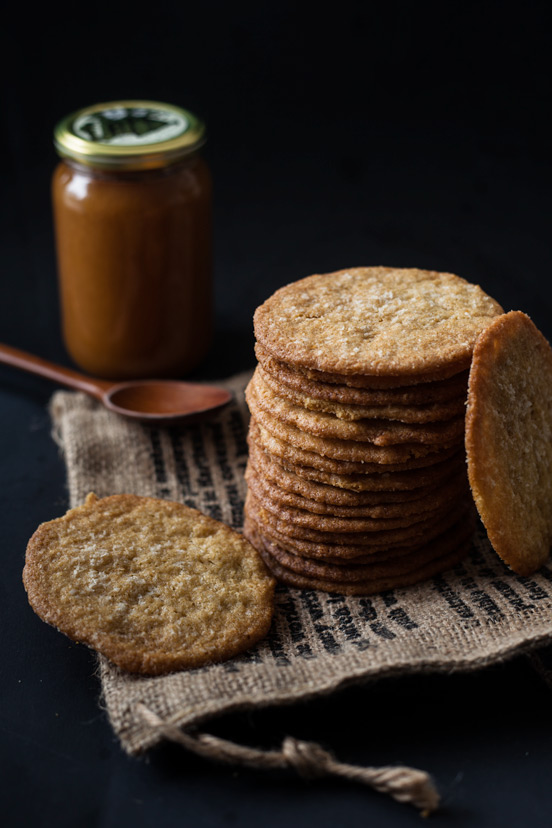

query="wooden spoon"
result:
[0,343,233,426]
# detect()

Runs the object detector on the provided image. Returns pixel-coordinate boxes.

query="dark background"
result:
[2,2,552,826]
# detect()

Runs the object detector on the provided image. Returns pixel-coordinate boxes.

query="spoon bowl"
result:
[105,380,232,424]
[0,343,233,425]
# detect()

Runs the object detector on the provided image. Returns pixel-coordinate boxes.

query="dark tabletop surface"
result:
[2,3,552,826]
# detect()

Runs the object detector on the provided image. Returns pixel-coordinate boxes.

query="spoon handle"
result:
[0,343,110,399]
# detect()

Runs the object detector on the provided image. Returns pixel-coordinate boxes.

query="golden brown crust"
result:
[246,266,502,594]
[245,489,468,549]
[244,516,473,595]
[247,438,463,505]
[466,311,552,575]
[250,421,464,493]
[256,542,472,595]
[270,357,470,388]
[249,366,466,444]
[247,395,460,465]
[23,493,275,674]
[258,363,467,423]
[245,459,468,520]
[244,498,472,560]
[254,516,475,583]
[255,343,470,405]
[254,267,503,378]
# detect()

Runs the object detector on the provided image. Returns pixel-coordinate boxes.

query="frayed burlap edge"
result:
[48,375,552,814]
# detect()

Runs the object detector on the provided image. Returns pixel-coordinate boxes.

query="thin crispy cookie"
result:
[245,459,468,519]
[250,366,465,444]
[466,311,552,576]
[250,419,461,476]
[255,516,475,583]
[244,517,472,596]
[245,499,472,560]
[255,343,470,405]
[254,267,503,378]
[247,438,463,505]
[247,391,460,464]
[258,363,466,423]
[23,493,275,675]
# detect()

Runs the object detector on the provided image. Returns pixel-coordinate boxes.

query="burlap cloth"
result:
[50,372,552,813]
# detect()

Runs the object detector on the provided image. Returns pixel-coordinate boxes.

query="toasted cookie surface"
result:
[255,516,475,582]
[247,392,459,464]
[245,517,473,595]
[249,366,465,444]
[250,419,461,476]
[255,343,471,405]
[245,504,470,561]
[245,489,467,549]
[23,493,275,674]
[254,267,503,378]
[245,265,494,592]
[258,363,466,423]
[247,438,463,504]
[246,459,467,518]
[466,311,552,576]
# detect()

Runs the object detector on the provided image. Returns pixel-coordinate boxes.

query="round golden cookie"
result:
[245,459,468,519]
[255,343,470,405]
[247,397,461,465]
[256,516,475,583]
[247,438,464,506]
[466,311,552,576]
[243,514,433,566]
[249,367,466,444]
[281,459,462,493]
[249,419,461,476]
[245,499,471,560]
[245,519,472,595]
[258,363,466,423]
[254,267,503,380]
[245,489,464,548]
[275,360,467,388]
[23,493,275,675]
[246,487,460,540]
[255,540,472,595]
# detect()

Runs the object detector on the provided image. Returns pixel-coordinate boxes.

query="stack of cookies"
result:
[243,267,504,595]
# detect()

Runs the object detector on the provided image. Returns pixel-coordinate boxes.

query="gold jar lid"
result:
[54,100,206,170]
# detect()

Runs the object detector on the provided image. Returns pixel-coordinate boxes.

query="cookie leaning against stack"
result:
[243,266,504,595]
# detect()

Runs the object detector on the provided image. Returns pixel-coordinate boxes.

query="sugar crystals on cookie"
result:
[23,493,275,674]
[245,266,504,594]
[466,311,552,575]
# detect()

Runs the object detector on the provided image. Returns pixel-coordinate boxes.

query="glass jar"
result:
[52,100,212,379]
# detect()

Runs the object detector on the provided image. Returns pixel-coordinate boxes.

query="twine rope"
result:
[135,703,439,815]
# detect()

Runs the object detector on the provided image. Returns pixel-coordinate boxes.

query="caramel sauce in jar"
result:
[52,101,212,379]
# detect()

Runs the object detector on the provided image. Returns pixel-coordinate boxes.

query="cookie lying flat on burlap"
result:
[466,311,552,576]
[23,493,275,675]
